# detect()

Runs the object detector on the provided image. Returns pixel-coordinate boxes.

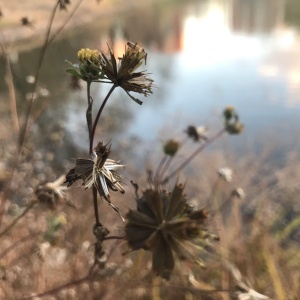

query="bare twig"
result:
[161,128,226,184]
[18,1,60,151]
[0,41,19,133]
[0,201,36,238]
[48,0,84,45]
[0,231,41,260]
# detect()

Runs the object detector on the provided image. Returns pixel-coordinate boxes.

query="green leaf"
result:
[66,68,80,76]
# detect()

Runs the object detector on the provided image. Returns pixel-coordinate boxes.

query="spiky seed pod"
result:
[99,42,154,104]
[125,184,217,279]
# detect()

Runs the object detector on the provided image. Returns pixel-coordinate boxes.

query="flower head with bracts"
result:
[65,142,125,217]
[99,42,154,104]
[124,183,218,279]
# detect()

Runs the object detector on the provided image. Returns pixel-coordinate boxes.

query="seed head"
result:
[163,139,180,156]
[99,42,154,104]
[125,184,216,279]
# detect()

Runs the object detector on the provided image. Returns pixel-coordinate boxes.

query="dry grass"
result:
[0,139,299,299]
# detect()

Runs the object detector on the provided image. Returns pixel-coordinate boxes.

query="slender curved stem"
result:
[86,81,93,152]
[93,186,100,225]
[159,156,173,179]
[85,82,101,226]
[0,41,19,133]
[154,155,167,181]
[88,84,116,226]
[48,0,83,45]
[103,235,124,241]
[18,1,59,151]
[0,201,36,238]
[0,231,41,260]
[89,84,116,152]
[161,128,226,184]
[0,1,60,228]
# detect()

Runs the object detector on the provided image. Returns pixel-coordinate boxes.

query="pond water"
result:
[1,0,300,166]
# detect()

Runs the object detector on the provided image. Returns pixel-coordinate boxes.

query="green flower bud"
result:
[225,121,244,135]
[163,139,180,156]
[223,105,236,121]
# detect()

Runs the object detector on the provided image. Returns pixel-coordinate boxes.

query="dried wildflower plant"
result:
[64,42,154,268]
[98,42,154,104]
[63,41,248,296]
[66,48,103,82]
[125,183,218,279]
[35,175,71,208]
[65,142,125,217]
[66,42,154,104]
[185,125,208,142]
[223,105,244,135]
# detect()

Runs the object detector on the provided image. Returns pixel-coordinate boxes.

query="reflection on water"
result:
[1,0,300,163]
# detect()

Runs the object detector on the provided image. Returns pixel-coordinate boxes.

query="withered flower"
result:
[223,106,244,135]
[226,262,269,299]
[185,125,208,142]
[65,142,125,216]
[125,183,217,279]
[35,175,69,208]
[99,42,154,104]
[58,0,71,10]
[218,167,233,182]
[223,106,236,121]
[21,17,34,29]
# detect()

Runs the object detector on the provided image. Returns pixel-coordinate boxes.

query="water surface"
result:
[1,0,300,165]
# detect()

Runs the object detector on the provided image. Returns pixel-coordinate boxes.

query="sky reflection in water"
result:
[2,0,299,161]
[123,0,300,156]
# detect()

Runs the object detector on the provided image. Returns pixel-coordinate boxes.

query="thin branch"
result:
[18,263,98,300]
[154,155,167,181]
[0,0,58,225]
[18,0,60,151]
[0,201,36,238]
[48,0,84,45]
[93,186,100,226]
[0,41,19,133]
[18,276,90,300]
[161,128,226,184]
[0,231,42,260]
[90,84,116,152]
[103,235,124,241]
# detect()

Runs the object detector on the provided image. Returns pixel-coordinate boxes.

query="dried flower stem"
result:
[18,275,91,300]
[86,80,100,226]
[18,0,60,151]
[48,0,84,45]
[154,155,168,180]
[0,41,19,133]
[159,156,174,180]
[103,235,124,241]
[86,82,116,226]
[89,84,116,152]
[161,128,226,184]
[93,185,100,225]
[205,177,221,208]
